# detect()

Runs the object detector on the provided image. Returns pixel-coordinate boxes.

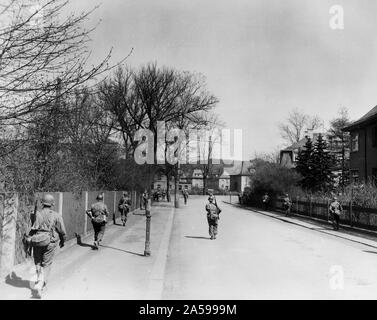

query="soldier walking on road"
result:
[141,190,148,209]
[205,195,221,240]
[182,188,189,205]
[29,194,66,299]
[118,192,131,226]
[262,193,270,211]
[283,193,292,217]
[329,196,343,230]
[238,192,242,204]
[87,194,109,249]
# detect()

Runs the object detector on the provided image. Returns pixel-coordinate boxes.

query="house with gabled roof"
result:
[228,160,253,192]
[342,105,377,183]
[279,132,321,168]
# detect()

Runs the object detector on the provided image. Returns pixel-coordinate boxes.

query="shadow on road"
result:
[99,244,145,257]
[310,227,331,231]
[75,234,96,249]
[133,212,146,216]
[185,236,211,240]
[5,272,31,289]
[363,250,377,255]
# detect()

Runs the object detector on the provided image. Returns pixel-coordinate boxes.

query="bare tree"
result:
[99,63,219,194]
[252,148,281,164]
[195,113,224,194]
[16,87,119,192]
[0,0,125,123]
[278,108,323,145]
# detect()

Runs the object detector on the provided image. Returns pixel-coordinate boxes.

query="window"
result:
[351,169,359,183]
[373,127,377,148]
[351,132,359,152]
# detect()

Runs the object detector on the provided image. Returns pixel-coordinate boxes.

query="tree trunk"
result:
[166,172,171,202]
[203,177,207,195]
[341,134,345,190]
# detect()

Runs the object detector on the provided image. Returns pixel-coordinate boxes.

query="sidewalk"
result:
[0,203,175,300]
[225,201,377,250]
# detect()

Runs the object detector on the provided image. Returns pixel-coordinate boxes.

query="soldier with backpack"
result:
[205,195,222,240]
[86,194,109,249]
[118,192,131,226]
[141,190,148,209]
[283,193,292,217]
[329,196,343,230]
[182,188,189,205]
[262,193,270,211]
[27,194,66,299]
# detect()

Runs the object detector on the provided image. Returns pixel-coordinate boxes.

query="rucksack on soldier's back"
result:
[24,217,54,247]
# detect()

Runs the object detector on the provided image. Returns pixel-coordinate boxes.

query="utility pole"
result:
[174,161,180,208]
[144,197,151,256]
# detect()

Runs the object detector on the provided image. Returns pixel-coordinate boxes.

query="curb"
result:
[144,204,175,300]
[224,201,377,249]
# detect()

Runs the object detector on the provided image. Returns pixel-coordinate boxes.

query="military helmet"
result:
[42,194,55,207]
[96,194,104,201]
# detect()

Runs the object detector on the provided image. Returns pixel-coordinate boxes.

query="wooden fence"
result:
[275,197,377,231]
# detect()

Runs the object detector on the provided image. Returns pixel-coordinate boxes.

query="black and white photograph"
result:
[0,0,377,305]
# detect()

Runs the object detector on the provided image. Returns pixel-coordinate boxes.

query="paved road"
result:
[3,195,377,300]
[162,196,377,299]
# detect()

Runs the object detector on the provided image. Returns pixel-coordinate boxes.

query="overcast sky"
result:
[67,0,377,160]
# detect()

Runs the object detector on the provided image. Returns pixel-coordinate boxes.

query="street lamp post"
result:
[144,197,151,256]
[174,161,180,208]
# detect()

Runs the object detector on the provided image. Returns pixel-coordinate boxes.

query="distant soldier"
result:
[262,193,270,211]
[87,194,109,249]
[118,192,131,226]
[142,190,148,209]
[153,190,160,202]
[283,193,292,217]
[182,188,189,205]
[29,194,66,299]
[329,196,343,230]
[238,192,242,204]
[205,195,222,240]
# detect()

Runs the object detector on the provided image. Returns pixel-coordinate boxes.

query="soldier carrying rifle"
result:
[205,195,222,240]
[329,196,343,230]
[118,192,131,226]
[86,194,109,250]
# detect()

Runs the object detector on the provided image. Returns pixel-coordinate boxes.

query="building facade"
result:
[343,105,377,183]
[152,161,232,193]
[228,160,253,192]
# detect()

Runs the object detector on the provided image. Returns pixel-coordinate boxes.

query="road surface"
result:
[163,195,377,299]
[2,195,377,299]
